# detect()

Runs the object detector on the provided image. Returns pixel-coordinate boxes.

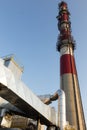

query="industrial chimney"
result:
[56,1,86,130]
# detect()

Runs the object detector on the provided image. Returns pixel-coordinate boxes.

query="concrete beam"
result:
[0,59,58,126]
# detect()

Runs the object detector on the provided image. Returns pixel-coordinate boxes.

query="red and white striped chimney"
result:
[56,1,86,130]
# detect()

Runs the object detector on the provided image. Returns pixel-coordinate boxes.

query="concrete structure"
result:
[56,1,86,130]
[0,56,57,125]
[3,54,24,80]
[0,55,58,129]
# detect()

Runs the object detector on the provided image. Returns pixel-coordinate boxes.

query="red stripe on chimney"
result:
[60,54,77,75]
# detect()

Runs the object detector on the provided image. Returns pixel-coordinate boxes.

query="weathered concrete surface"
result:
[0,59,57,126]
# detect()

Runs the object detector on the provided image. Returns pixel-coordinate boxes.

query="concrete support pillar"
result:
[37,119,41,130]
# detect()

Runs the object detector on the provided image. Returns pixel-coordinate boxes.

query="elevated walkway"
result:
[0,57,57,126]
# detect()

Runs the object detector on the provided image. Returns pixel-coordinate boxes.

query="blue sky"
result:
[0,0,87,126]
